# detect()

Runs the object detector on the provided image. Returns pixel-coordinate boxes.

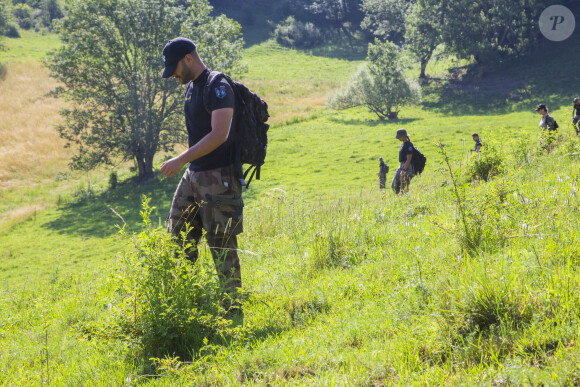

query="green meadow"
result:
[2,29,580,385]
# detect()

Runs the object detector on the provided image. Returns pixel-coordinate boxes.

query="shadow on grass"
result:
[328,116,419,127]
[423,37,580,116]
[43,172,265,239]
[43,173,180,238]
[301,40,368,61]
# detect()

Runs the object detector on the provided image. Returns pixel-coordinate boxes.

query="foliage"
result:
[0,0,11,37]
[285,0,365,46]
[466,141,505,182]
[47,0,244,179]
[273,16,323,48]
[329,39,421,120]
[360,0,410,44]
[404,0,442,79]
[111,197,235,361]
[13,4,34,30]
[436,0,542,65]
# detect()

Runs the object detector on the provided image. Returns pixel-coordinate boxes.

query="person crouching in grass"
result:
[392,129,415,194]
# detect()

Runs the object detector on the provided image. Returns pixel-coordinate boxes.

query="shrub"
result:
[5,24,20,38]
[466,141,505,182]
[13,4,33,30]
[111,197,236,361]
[329,39,421,120]
[108,170,118,190]
[273,16,323,48]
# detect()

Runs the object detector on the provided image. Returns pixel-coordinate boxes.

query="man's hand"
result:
[160,156,186,178]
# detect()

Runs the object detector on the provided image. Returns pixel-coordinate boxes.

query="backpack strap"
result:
[203,70,225,114]
[202,70,247,187]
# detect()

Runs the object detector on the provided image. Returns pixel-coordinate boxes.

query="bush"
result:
[111,197,237,361]
[108,170,118,190]
[5,24,20,38]
[329,39,421,120]
[466,142,505,182]
[13,4,33,30]
[274,16,323,48]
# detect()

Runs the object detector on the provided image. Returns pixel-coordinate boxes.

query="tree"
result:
[404,0,442,79]
[0,0,11,36]
[436,0,542,65]
[295,0,364,44]
[47,0,244,179]
[329,39,421,120]
[39,0,63,29]
[360,0,411,44]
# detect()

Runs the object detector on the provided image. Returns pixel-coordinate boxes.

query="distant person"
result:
[471,133,483,153]
[159,37,243,314]
[536,104,557,131]
[536,103,558,149]
[572,98,580,135]
[392,129,415,194]
[378,157,389,189]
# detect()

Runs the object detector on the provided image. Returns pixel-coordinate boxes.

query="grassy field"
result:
[2,27,580,385]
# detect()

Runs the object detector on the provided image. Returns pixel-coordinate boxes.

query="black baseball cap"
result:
[535,103,547,111]
[161,37,196,78]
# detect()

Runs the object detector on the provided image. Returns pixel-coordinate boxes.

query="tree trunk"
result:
[419,57,428,79]
[137,155,154,180]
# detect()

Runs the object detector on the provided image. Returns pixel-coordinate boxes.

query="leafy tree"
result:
[0,0,12,36]
[329,39,421,120]
[13,4,34,30]
[47,0,244,179]
[294,0,364,44]
[436,0,541,65]
[39,0,63,29]
[360,0,411,44]
[404,0,442,79]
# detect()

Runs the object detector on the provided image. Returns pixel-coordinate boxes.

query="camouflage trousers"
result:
[391,163,415,194]
[379,173,387,189]
[167,165,244,293]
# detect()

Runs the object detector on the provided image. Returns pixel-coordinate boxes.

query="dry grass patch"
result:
[0,62,68,187]
[244,79,340,126]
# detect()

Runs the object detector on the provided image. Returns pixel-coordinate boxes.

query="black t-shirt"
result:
[184,68,236,171]
[399,141,414,163]
[574,104,580,116]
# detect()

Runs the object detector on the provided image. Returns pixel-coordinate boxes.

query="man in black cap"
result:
[160,37,243,313]
[378,157,389,189]
[471,133,482,153]
[391,129,415,194]
[572,98,580,135]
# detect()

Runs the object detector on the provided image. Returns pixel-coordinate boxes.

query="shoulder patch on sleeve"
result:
[215,85,226,99]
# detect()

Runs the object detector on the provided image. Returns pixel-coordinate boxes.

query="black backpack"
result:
[412,145,426,174]
[204,71,270,188]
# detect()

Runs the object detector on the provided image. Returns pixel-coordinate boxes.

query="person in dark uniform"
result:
[572,98,580,135]
[391,129,415,194]
[160,37,243,314]
[378,157,389,189]
[536,103,557,149]
[471,133,483,153]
